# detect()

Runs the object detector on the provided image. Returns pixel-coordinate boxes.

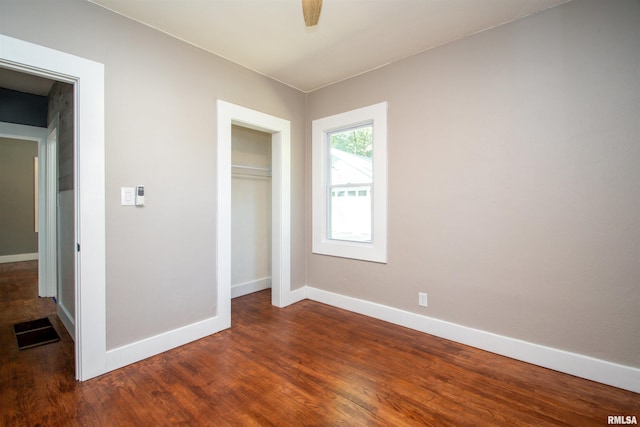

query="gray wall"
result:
[0,137,38,256]
[307,0,640,368]
[0,87,46,259]
[48,81,74,192]
[0,0,306,349]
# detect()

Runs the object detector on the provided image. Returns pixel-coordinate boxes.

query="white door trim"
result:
[217,100,292,323]
[44,115,58,298]
[0,34,106,381]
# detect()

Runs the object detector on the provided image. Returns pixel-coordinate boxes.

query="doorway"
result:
[231,125,273,299]
[216,100,292,329]
[0,134,40,266]
[0,130,43,265]
[1,33,106,380]
[0,75,78,386]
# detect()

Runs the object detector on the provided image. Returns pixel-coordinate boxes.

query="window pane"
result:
[329,125,373,186]
[329,185,372,242]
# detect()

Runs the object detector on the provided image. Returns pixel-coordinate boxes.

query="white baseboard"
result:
[0,253,38,264]
[231,277,271,299]
[105,279,302,375]
[57,302,75,341]
[105,315,229,373]
[101,284,639,393]
[305,286,640,394]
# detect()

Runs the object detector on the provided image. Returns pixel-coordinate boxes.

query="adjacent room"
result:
[1,0,638,424]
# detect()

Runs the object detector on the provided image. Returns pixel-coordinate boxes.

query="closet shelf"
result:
[231,164,272,177]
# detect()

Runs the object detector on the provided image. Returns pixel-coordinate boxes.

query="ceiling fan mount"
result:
[302,0,323,27]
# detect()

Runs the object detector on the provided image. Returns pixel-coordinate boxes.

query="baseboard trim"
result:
[231,277,271,299]
[105,314,229,373]
[0,253,38,264]
[57,302,75,341]
[105,284,307,374]
[305,286,640,394]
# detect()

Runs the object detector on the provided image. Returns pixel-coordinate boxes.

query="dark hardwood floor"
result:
[1,261,638,426]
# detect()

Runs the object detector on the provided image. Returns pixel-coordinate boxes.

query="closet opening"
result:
[231,125,272,299]
[216,99,292,329]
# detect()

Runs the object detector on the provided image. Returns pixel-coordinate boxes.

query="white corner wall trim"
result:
[0,253,38,264]
[231,277,272,299]
[105,316,228,372]
[285,286,308,307]
[305,286,640,394]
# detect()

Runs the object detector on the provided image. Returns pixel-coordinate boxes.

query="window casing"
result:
[312,102,387,263]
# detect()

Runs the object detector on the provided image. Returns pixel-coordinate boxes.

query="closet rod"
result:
[231,164,271,172]
[231,164,271,177]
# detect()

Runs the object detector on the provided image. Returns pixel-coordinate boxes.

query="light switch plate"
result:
[121,187,135,206]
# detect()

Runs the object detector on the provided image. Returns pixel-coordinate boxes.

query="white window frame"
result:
[312,102,387,263]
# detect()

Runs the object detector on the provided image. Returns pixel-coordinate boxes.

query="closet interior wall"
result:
[231,125,273,298]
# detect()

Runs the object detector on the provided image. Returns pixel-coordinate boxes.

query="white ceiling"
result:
[0,0,549,94]
[89,0,569,92]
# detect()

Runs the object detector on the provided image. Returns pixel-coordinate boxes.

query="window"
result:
[328,124,373,243]
[312,102,387,263]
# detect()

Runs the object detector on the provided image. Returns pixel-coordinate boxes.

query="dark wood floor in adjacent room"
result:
[1,261,638,426]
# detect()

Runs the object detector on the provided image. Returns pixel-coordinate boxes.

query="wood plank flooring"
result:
[1,261,638,426]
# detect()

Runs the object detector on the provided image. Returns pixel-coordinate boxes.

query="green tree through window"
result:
[330,126,373,158]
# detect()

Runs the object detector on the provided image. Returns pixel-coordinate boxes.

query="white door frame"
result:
[44,116,58,298]
[0,34,106,381]
[217,100,292,324]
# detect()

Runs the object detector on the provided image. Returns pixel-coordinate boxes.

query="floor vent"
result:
[14,317,61,350]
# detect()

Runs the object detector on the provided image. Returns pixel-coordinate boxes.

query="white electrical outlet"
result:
[418,292,428,307]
